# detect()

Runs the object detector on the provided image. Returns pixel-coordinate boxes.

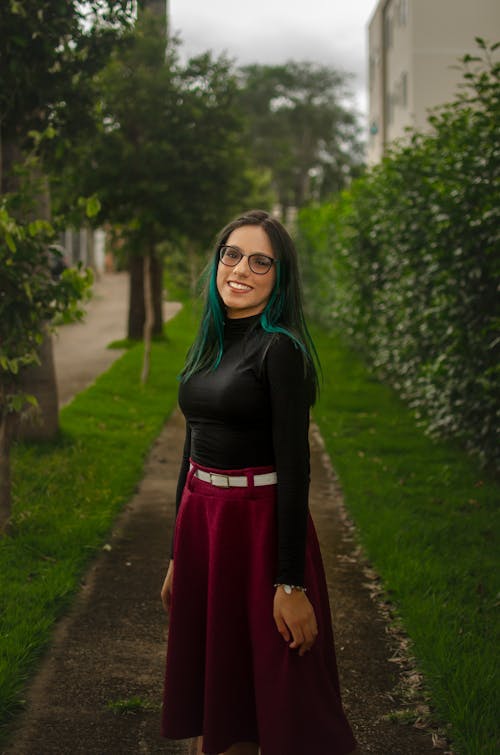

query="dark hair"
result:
[180,209,320,398]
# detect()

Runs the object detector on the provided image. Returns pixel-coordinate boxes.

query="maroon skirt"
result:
[161,461,356,755]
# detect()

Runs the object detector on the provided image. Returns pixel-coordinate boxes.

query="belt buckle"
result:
[210,473,230,488]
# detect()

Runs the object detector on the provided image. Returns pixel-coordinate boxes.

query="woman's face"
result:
[216,225,277,319]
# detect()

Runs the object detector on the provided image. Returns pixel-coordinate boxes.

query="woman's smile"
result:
[227,280,253,292]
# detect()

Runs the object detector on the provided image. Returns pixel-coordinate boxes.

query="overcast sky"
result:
[169,0,378,118]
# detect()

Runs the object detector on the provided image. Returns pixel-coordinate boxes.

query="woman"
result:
[161,210,357,755]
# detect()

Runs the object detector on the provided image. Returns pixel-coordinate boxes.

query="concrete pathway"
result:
[53,272,181,407]
[3,276,444,754]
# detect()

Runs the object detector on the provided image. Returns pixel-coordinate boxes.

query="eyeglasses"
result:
[219,245,278,275]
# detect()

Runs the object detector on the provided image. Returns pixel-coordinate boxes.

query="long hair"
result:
[180,210,320,398]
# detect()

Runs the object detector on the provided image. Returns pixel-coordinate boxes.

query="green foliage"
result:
[0,0,134,146]
[0,199,92,414]
[106,696,159,715]
[297,42,500,468]
[54,14,261,261]
[0,304,197,736]
[238,61,365,214]
[312,324,500,754]
[0,1,133,419]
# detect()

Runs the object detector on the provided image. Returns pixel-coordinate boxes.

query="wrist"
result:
[274,583,307,595]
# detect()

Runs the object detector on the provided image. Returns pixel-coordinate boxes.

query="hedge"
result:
[297,42,500,469]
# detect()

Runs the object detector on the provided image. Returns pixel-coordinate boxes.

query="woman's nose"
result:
[233,256,251,275]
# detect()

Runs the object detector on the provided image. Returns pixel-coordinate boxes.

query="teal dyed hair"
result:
[181,210,320,399]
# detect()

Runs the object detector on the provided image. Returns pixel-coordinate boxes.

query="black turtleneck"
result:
[173,314,314,586]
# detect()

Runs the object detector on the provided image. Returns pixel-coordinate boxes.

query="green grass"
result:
[0,302,198,742]
[105,696,160,715]
[312,325,500,755]
[1,303,498,753]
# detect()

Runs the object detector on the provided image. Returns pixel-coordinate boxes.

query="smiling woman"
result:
[160,210,357,755]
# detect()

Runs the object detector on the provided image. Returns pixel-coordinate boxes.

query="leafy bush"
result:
[297,41,500,469]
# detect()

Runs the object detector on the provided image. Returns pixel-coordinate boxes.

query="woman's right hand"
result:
[161,559,174,613]
[273,586,318,656]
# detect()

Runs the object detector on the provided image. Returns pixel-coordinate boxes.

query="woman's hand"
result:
[273,586,318,656]
[161,559,174,613]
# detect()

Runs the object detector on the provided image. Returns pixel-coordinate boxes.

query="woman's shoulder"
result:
[262,330,309,376]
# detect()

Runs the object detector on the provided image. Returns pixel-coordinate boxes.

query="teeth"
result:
[228,281,252,291]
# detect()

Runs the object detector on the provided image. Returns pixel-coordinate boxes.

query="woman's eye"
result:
[224,249,239,260]
[254,256,271,268]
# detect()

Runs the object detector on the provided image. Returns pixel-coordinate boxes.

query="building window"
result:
[369,51,378,90]
[398,0,408,26]
[384,12,393,49]
[386,91,394,125]
[400,72,408,107]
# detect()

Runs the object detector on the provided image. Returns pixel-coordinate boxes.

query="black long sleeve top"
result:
[173,314,314,586]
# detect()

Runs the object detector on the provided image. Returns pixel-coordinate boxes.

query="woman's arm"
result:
[266,335,313,587]
[162,421,191,612]
[266,336,318,654]
[175,422,192,514]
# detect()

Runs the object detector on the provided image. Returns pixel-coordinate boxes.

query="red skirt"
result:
[161,461,356,755]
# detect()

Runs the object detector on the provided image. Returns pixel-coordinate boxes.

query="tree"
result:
[58,12,259,341]
[0,186,92,530]
[238,62,365,218]
[0,1,134,527]
[0,1,134,168]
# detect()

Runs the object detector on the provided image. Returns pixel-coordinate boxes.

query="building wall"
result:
[367,6,384,164]
[367,0,500,164]
[384,0,411,144]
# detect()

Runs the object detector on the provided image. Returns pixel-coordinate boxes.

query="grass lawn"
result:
[0,302,198,742]
[312,325,499,755]
[1,301,498,754]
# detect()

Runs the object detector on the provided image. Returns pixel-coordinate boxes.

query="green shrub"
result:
[297,41,500,468]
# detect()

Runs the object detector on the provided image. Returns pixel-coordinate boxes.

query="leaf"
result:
[5,232,16,252]
[85,195,101,218]
[23,281,33,302]
[27,129,44,147]
[10,394,26,412]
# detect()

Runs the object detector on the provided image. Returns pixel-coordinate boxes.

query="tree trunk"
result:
[141,253,154,384]
[152,253,164,336]
[0,411,14,534]
[1,136,60,443]
[86,226,96,273]
[188,242,200,296]
[128,254,145,339]
[0,135,22,194]
[17,328,59,441]
[17,168,59,441]
[128,251,164,340]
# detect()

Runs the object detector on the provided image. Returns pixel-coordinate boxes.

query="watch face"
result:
[284,585,292,594]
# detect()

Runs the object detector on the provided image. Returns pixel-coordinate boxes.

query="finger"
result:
[161,587,171,613]
[274,614,291,642]
[298,621,319,655]
[289,627,305,650]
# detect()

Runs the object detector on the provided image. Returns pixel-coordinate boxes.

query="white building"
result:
[367,0,500,164]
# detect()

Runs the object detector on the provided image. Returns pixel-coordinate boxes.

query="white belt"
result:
[191,466,277,488]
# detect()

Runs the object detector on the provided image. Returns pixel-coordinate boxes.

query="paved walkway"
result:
[52,272,181,407]
[3,275,440,754]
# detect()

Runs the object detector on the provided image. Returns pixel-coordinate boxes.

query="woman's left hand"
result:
[273,586,318,656]
[161,559,174,613]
